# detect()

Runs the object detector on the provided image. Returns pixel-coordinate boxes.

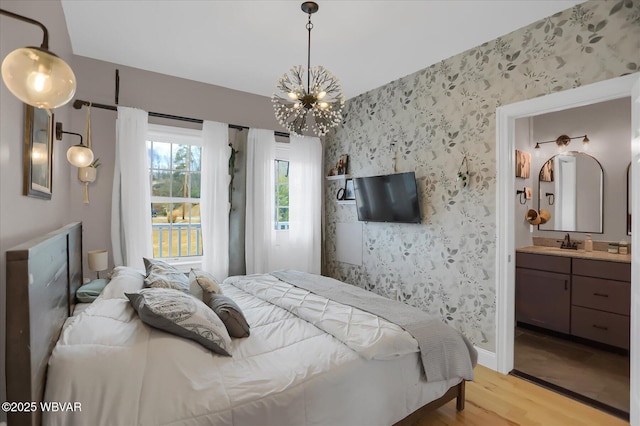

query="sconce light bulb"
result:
[66,145,94,167]
[534,143,541,158]
[1,47,76,109]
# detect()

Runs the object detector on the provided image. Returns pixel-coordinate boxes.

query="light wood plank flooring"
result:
[416,366,629,426]
[514,326,629,412]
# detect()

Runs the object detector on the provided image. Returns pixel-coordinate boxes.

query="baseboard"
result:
[474,346,497,371]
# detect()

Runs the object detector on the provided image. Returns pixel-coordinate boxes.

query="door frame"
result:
[495,73,640,424]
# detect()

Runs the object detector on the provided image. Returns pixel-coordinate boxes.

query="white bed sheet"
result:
[45,269,462,426]
[71,303,92,316]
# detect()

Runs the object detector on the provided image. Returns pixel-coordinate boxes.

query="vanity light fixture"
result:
[0,8,76,109]
[533,134,589,156]
[55,122,94,167]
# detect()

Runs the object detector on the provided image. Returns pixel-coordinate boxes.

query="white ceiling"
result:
[61,0,584,100]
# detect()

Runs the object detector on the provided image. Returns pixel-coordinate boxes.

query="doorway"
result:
[495,73,640,425]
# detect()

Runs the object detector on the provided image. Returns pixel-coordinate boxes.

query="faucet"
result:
[558,233,580,250]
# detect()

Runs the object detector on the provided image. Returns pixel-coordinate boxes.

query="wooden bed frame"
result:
[4,222,465,426]
[6,222,82,426]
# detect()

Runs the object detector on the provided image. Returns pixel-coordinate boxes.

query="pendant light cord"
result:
[306,14,313,94]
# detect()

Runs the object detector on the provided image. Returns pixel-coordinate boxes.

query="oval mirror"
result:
[538,151,603,233]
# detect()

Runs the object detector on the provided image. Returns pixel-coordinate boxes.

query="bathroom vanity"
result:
[515,246,630,350]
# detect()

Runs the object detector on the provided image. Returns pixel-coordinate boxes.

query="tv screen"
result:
[353,172,421,224]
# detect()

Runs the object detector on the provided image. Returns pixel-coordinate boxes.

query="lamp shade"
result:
[87,249,108,272]
[1,46,76,109]
[67,144,94,167]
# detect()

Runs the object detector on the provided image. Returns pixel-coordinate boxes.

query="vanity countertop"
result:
[516,245,631,263]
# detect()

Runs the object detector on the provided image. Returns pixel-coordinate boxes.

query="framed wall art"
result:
[23,105,54,199]
[515,149,530,179]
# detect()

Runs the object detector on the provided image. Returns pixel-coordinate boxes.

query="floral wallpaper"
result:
[323,0,640,352]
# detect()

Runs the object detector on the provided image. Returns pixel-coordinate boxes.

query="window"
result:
[275,159,289,230]
[147,125,202,260]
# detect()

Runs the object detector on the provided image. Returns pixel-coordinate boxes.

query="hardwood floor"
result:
[415,366,629,426]
[514,326,629,413]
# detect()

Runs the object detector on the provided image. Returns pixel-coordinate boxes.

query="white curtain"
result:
[200,121,230,279]
[289,135,322,273]
[245,129,276,274]
[111,107,152,270]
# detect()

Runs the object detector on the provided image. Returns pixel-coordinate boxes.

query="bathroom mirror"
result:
[538,151,603,233]
[628,162,631,236]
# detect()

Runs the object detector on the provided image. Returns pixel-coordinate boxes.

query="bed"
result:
[5,223,476,426]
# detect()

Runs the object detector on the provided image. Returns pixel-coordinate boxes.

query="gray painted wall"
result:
[514,117,534,248]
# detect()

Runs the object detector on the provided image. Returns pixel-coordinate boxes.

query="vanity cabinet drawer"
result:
[516,268,570,334]
[572,258,630,281]
[571,306,630,349]
[515,252,571,274]
[572,276,630,315]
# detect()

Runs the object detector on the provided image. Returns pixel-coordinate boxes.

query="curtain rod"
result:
[72,99,290,138]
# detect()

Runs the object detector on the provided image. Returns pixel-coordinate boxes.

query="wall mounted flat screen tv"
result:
[353,172,421,224]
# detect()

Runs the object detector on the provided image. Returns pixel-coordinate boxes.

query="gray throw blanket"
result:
[271,270,477,382]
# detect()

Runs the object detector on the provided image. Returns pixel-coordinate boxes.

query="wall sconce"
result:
[516,187,532,205]
[0,8,76,109]
[55,122,94,167]
[534,134,589,157]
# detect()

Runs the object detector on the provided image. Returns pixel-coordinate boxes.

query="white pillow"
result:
[100,266,145,300]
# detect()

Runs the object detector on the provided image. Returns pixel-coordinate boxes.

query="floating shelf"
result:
[326,174,351,181]
[337,200,355,205]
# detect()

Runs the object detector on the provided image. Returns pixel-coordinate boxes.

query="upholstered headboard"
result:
[5,222,82,426]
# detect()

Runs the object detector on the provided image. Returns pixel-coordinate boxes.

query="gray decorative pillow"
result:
[189,269,223,295]
[143,258,189,293]
[126,288,232,356]
[206,294,251,338]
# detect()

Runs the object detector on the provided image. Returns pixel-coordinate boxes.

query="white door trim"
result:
[495,73,640,423]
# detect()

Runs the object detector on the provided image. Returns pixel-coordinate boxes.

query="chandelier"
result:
[272,1,344,136]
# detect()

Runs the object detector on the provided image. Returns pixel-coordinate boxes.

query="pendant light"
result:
[55,122,94,167]
[272,2,344,136]
[1,8,76,109]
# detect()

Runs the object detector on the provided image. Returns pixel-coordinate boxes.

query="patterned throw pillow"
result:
[189,269,223,297]
[206,294,250,338]
[126,288,232,356]
[143,258,189,293]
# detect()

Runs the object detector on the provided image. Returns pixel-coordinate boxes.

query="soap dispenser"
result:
[585,234,593,252]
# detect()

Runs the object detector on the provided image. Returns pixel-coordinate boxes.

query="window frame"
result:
[274,143,290,232]
[147,124,203,267]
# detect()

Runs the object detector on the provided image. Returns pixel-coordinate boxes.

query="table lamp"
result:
[88,249,108,279]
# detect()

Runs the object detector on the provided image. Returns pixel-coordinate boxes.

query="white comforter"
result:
[44,268,461,426]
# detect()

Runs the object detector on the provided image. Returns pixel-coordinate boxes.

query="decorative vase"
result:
[78,167,97,204]
[78,166,96,183]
